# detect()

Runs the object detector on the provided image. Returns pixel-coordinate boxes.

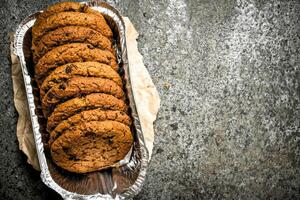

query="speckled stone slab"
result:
[0,0,299,199]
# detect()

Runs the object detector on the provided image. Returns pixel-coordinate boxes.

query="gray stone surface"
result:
[0,0,299,199]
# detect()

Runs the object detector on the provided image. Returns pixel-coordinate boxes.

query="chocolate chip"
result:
[69,155,79,161]
[65,66,73,74]
[48,92,55,99]
[85,132,96,138]
[52,79,59,83]
[87,44,95,49]
[108,138,113,145]
[62,147,70,153]
[59,83,66,90]
[80,4,88,12]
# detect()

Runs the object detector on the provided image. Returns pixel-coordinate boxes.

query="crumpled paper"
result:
[11,17,160,171]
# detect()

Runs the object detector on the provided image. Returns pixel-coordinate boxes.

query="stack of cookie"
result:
[31,2,133,173]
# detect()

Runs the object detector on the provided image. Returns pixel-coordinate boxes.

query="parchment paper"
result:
[11,17,160,171]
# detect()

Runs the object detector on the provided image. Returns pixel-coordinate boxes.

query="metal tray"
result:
[12,1,149,199]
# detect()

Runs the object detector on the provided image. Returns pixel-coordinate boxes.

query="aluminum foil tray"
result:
[12,1,149,199]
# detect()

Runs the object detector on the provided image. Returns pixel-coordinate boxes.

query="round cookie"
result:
[51,120,133,173]
[48,109,131,146]
[40,62,122,98]
[35,2,105,25]
[47,93,128,132]
[32,26,114,63]
[34,43,118,86]
[42,77,125,117]
[32,11,112,45]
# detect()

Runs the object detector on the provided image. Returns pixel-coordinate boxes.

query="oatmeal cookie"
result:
[51,120,133,173]
[47,93,128,132]
[42,77,125,117]
[35,43,118,86]
[32,11,112,45]
[48,109,131,145]
[40,62,122,98]
[32,26,114,63]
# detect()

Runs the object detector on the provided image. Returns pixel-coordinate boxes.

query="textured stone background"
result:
[0,0,299,199]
